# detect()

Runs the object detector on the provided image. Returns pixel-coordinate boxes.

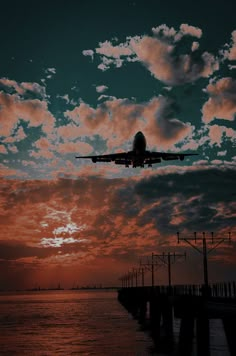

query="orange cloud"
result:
[0,169,235,289]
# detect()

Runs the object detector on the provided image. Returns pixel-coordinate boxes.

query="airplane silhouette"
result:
[76,131,198,168]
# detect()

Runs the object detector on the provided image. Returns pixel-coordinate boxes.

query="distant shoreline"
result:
[0,287,119,293]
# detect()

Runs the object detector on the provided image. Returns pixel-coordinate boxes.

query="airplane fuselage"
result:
[132,131,147,167]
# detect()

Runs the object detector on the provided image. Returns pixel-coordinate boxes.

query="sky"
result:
[0,0,236,290]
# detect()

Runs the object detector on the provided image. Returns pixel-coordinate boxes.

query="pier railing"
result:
[118,282,236,355]
[120,281,236,298]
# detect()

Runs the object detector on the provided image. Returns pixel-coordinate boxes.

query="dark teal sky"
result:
[1,0,236,96]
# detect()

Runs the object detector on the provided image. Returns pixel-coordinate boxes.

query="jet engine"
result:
[146,158,161,164]
[162,156,179,161]
[115,160,131,165]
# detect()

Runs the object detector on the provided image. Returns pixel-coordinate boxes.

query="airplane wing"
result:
[75,152,132,165]
[145,151,198,163]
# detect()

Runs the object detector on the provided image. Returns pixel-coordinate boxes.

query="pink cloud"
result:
[57,141,93,155]
[0,164,27,178]
[34,137,52,150]
[82,49,94,59]
[56,124,86,140]
[65,96,193,150]
[8,145,18,153]
[0,145,7,154]
[217,150,227,156]
[208,125,225,146]
[207,124,236,147]
[202,78,236,123]
[3,126,27,143]
[92,24,218,85]
[130,36,218,85]
[152,24,202,42]
[30,129,93,160]
[179,24,202,39]
[96,40,133,58]
[0,92,55,137]
[222,30,236,61]
[21,160,38,168]
[0,78,46,98]
[211,159,223,165]
[96,85,108,93]
[30,149,55,160]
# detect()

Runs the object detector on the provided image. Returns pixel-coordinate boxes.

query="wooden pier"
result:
[118,282,236,355]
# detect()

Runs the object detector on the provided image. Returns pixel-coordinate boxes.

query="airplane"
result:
[75,131,198,168]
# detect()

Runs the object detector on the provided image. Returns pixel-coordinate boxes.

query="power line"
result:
[177,231,231,292]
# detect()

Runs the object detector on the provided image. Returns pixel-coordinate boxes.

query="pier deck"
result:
[118,282,236,355]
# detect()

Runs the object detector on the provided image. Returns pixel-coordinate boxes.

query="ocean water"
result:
[0,290,230,355]
[0,290,154,355]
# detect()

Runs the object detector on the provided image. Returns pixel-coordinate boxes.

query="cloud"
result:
[0,167,235,288]
[1,168,234,256]
[0,92,55,137]
[202,77,236,123]
[46,67,56,74]
[192,41,199,52]
[91,23,218,85]
[179,24,202,39]
[208,124,236,147]
[41,236,88,248]
[65,96,194,150]
[98,94,116,101]
[82,49,94,60]
[0,78,47,99]
[8,145,18,153]
[152,23,202,41]
[0,145,7,154]
[57,141,93,155]
[129,36,218,85]
[56,94,70,104]
[222,30,236,61]
[95,85,108,93]
[217,150,227,156]
[96,40,134,58]
[0,163,27,178]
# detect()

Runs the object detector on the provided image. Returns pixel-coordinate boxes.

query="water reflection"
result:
[0,290,154,355]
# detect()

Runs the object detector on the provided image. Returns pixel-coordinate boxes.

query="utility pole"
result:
[140,253,162,287]
[129,270,134,287]
[177,231,231,291]
[151,252,154,287]
[120,266,147,288]
[153,252,186,287]
[133,268,138,287]
[140,267,145,287]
